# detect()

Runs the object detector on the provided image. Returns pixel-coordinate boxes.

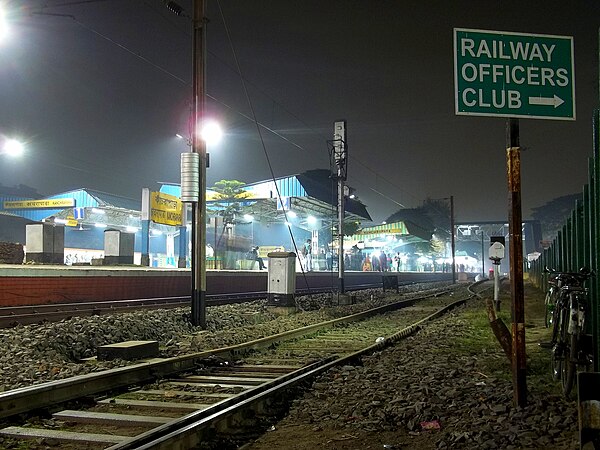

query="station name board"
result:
[150,192,183,226]
[3,198,76,209]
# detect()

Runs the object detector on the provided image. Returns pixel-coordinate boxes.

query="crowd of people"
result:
[343,246,398,272]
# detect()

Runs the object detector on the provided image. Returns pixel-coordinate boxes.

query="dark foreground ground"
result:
[244,281,579,450]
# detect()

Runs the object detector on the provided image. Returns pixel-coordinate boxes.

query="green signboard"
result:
[454,28,575,120]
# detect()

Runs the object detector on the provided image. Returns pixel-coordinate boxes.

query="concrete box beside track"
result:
[267,252,296,306]
[97,340,159,361]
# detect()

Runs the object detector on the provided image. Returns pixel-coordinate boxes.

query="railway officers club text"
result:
[458,37,569,109]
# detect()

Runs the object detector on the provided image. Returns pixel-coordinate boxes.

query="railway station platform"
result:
[0,264,452,306]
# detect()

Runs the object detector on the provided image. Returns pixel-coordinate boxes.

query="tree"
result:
[417,198,451,239]
[207,180,250,225]
[530,193,582,240]
[207,180,252,268]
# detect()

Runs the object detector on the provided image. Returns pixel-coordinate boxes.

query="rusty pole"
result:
[506,118,527,407]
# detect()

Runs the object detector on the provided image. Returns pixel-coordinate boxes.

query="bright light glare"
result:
[200,121,223,145]
[91,208,105,214]
[287,211,297,219]
[243,214,254,222]
[126,226,138,233]
[94,223,107,228]
[3,139,24,157]
[0,6,8,43]
[307,215,317,225]
[151,229,163,236]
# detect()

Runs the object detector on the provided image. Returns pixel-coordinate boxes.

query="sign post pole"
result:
[454,26,576,409]
[506,118,527,407]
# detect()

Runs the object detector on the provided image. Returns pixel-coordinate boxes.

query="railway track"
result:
[0,282,485,449]
[0,282,401,328]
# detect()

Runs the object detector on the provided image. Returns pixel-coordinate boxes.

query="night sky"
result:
[0,0,598,223]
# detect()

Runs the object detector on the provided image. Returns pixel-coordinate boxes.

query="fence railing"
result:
[529,110,600,371]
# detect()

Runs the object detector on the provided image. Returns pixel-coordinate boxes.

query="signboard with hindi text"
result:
[454,28,575,120]
[150,192,183,226]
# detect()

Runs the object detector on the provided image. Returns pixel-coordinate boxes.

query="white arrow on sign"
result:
[528,95,565,108]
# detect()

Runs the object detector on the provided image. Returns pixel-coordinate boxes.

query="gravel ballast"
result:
[0,282,448,392]
[0,281,580,450]
[246,284,580,450]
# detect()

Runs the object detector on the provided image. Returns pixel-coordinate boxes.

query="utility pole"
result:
[184,0,207,327]
[331,120,347,294]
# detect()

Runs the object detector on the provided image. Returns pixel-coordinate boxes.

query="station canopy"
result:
[161,169,372,229]
[347,219,433,251]
[242,169,371,225]
[0,188,142,230]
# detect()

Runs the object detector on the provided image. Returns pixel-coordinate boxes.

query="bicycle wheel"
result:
[551,309,565,381]
[561,331,577,399]
[561,294,579,399]
[544,291,552,328]
[562,333,579,399]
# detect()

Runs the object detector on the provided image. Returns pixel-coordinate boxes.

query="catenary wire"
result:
[33,2,421,213]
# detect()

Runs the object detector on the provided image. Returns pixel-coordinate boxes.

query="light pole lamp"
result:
[2,138,25,157]
[190,0,207,328]
[174,0,207,328]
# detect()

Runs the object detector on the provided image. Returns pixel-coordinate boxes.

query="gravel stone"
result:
[0,282,449,391]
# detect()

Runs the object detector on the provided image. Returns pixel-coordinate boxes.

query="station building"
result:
[0,170,383,269]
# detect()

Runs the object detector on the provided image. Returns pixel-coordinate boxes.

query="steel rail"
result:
[0,286,454,419]
[0,281,418,328]
[108,294,471,449]
[0,281,409,328]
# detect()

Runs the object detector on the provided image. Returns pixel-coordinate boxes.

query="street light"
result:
[2,138,24,157]
[200,120,223,146]
[0,5,9,43]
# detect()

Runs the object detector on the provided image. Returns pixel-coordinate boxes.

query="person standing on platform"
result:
[362,254,372,271]
[325,246,333,271]
[250,246,266,270]
[379,251,387,272]
[302,239,313,271]
[372,252,380,271]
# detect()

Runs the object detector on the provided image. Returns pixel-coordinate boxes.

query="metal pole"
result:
[333,121,347,294]
[338,175,345,293]
[191,0,206,327]
[494,262,500,307]
[506,117,527,407]
[450,195,456,284]
[481,231,485,277]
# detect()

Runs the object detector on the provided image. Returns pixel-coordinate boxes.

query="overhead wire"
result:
[34,0,421,214]
[142,0,420,211]
[215,0,314,302]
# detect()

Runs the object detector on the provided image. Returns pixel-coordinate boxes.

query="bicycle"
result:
[543,269,559,328]
[544,267,593,398]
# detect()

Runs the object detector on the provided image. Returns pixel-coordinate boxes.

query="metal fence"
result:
[529,110,600,371]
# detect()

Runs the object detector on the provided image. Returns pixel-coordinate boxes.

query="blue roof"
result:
[0,188,140,222]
